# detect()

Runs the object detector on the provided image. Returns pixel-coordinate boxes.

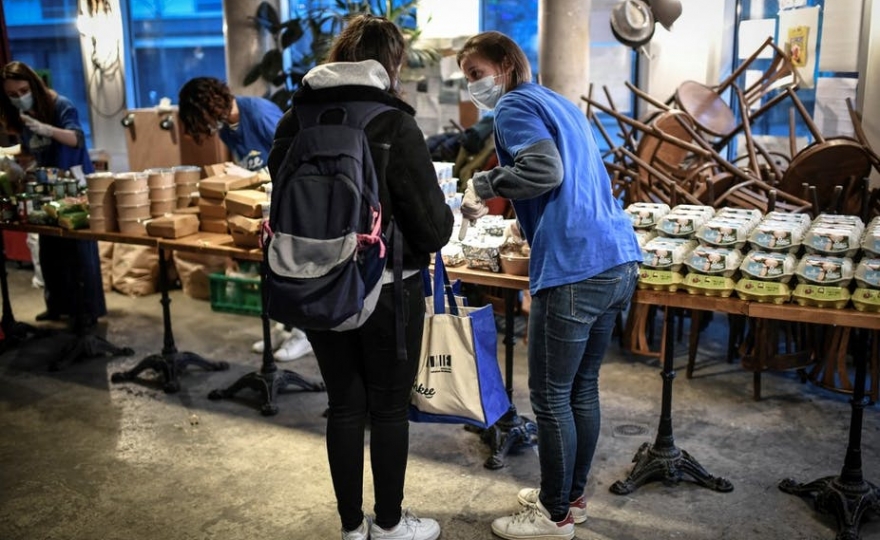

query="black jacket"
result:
[268,85,453,270]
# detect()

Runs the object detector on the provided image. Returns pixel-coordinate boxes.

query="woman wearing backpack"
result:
[457,32,642,540]
[268,14,453,540]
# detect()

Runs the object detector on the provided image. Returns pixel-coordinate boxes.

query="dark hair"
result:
[326,14,406,97]
[0,61,58,134]
[456,31,532,90]
[178,77,233,143]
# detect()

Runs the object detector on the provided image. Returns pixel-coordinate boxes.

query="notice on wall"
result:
[787,25,809,68]
[819,0,862,72]
[813,77,858,139]
[778,6,820,89]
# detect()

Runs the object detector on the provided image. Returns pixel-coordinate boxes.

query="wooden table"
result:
[0,223,255,389]
[0,223,139,370]
[626,288,879,540]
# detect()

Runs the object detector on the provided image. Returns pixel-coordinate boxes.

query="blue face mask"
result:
[10,92,34,113]
[467,74,504,110]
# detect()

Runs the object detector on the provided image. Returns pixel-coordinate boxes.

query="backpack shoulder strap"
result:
[295,101,394,130]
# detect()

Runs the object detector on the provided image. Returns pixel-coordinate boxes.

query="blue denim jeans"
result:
[528,261,639,521]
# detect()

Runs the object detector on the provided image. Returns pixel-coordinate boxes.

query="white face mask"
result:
[467,74,504,110]
[10,92,34,113]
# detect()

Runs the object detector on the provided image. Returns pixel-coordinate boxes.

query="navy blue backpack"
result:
[264,101,398,333]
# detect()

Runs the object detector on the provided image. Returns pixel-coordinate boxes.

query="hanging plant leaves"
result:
[253,1,281,33]
[279,19,304,49]
[243,63,264,86]
[260,49,284,82]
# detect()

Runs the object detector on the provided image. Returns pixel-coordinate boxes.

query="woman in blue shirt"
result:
[1,61,106,325]
[457,31,642,540]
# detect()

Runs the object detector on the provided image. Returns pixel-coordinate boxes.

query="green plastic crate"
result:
[208,272,262,316]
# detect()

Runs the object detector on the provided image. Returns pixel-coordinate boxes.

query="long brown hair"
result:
[0,61,58,133]
[178,77,234,143]
[326,14,406,97]
[456,31,533,90]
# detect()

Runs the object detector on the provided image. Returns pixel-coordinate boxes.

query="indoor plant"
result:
[244,0,439,110]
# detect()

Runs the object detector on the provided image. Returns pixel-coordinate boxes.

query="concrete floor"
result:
[0,261,878,540]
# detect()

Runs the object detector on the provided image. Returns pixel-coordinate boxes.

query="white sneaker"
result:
[492,499,574,540]
[273,330,313,362]
[370,509,440,540]
[251,322,291,354]
[517,488,587,524]
[342,516,371,540]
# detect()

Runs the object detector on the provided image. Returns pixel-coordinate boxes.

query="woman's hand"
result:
[21,114,54,138]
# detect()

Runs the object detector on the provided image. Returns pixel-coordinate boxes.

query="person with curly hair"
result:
[177,77,312,361]
[1,60,106,325]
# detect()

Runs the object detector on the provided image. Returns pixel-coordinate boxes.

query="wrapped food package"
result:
[739,250,798,283]
[795,255,854,286]
[748,215,810,253]
[625,202,670,229]
[804,214,865,257]
[695,218,756,249]
[641,237,698,271]
[683,246,742,277]
[655,205,715,238]
[854,257,880,289]
[861,218,880,256]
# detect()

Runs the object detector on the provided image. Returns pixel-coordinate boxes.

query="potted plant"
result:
[244,0,440,110]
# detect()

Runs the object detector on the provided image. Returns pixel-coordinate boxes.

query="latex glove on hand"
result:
[461,178,489,222]
[21,114,54,138]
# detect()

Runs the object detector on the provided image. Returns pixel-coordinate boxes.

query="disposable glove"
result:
[21,114,54,138]
[461,178,489,222]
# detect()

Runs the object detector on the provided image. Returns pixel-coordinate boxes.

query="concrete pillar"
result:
[538,0,591,106]
[77,0,129,171]
[224,0,279,97]
[858,0,880,187]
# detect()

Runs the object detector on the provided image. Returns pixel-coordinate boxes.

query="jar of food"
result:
[16,193,33,223]
[0,198,15,222]
[24,181,37,195]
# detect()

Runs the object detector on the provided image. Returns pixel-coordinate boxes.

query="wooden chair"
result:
[776,88,872,216]
[673,37,801,150]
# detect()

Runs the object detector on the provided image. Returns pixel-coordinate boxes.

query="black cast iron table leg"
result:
[208,260,324,416]
[111,247,228,392]
[0,230,43,347]
[611,306,734,495]
[477,287,537,469]
[779,344,880,540]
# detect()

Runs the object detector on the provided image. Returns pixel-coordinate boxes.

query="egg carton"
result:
[734,279,792,304]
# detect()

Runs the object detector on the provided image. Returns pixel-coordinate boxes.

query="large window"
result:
[127,0,226,107]
[4,0,91,144]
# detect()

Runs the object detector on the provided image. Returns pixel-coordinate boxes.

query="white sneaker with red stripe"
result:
[517,488,587,524]
[491,498,575,540]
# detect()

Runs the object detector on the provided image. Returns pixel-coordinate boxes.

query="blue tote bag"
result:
[410,253,511,428]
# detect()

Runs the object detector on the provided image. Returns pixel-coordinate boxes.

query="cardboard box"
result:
[203,161,259,179]
[225,189,268,218]
[172,206,201,216]
[200,218,228,234]
[198,173,261,199]
[199,197,227,219]
[228,214,262,235]
[145,213,200,239]
[231,230,260,249]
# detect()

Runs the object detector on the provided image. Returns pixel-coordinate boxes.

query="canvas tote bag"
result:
[410,253,511,428]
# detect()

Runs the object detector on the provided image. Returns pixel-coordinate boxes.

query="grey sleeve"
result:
[470,139,563,200]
